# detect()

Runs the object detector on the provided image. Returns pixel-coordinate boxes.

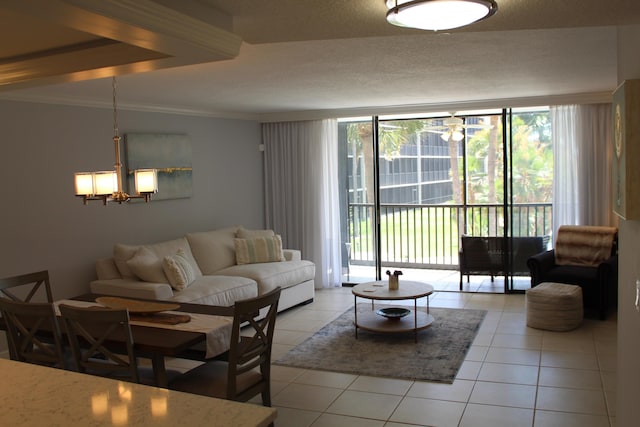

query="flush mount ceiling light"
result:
[386,0,498,31]
[74,77,158,205]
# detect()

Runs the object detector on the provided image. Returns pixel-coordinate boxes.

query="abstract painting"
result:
[125,133,193,200]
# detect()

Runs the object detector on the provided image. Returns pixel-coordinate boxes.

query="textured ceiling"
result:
[0,0,637,120]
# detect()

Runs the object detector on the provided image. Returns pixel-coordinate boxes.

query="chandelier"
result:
[74,77,157,205]
[385,0,498,31]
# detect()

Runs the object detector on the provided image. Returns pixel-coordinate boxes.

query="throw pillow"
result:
[236,227,276,239]
[235,235,285,265]
[126,246,169,283]
[163,249,197,291]
[113,243,140,279]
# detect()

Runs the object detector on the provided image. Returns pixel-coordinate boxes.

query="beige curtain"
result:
[550,103,615,238]
[262,119,342,288]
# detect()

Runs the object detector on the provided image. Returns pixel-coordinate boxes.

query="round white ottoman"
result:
[526,282,583,331]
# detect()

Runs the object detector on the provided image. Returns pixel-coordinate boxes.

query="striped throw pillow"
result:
[235,235,285,265]
[163,249,197,290]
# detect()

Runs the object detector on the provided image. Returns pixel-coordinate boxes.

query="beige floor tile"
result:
[274,329,312,346]
[272,383,343,412]
[597,352,617,372]
[491,333,543,350]
[428,298,466,309]
[469,381,537,408]
[261,286,617,427]
[536,386,607,415]
[384,423,431,427]
[542,334,597,353]
[540,350,599,370]
[533,410,610,427]
[263,379,289,400]
[271,407,321,427]
[472,331,495,346]
[347,375,413,396]
[310,413,385,427]
[406,379,474,402]
[272,343,294,360]
[484,347,541,366]
[455,360,482,380]
[465,345,489,361]
[500,311,527,320]
[276,317,335,333]
[389,396,465,427]
[271,365,306,383]
[538,366,602,390]
[294,369,358,389]
[478,362,539,385]
[325,390,402,420]
[496,320,539,335]
[460,403,534,427]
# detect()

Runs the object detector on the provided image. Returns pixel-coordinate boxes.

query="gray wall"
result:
[0,100,264,300]
[616,25,640,427]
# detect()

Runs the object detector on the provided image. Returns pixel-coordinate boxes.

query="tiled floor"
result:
[252,286,617,427]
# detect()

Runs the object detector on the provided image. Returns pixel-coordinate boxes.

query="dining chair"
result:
[0,298,68,369]
[0,270,54,303]
[169,287,281,408]
[58,304,141,383]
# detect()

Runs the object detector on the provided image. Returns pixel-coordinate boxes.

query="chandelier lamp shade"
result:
[385,0,498,31]
[74,77,157,205]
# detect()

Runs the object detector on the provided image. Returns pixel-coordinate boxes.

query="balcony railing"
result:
[347,202,552,269]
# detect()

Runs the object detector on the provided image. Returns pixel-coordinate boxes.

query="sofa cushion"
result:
[143,237,202,277]
[113,237,202,280]
[236,227,275,239]
[187,226,239,274]
[96,257,122,280]
[169,275,257,306]
[216,260,315,294]
[113,243,140,279]
[163,249,197,290]
[235,235,285,265]
[127,247,168,283]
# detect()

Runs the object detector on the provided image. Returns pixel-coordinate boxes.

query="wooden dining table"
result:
[0,293,235,388]
[65,293,237,388]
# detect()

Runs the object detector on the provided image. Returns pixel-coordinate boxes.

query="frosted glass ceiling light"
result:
[386,0,498,31]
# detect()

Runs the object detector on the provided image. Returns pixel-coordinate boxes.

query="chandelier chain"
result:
[112,76,119,138]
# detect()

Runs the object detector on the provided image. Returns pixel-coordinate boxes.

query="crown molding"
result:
[256,92,614,122]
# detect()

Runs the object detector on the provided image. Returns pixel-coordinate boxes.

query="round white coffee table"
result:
[351,280,434,342]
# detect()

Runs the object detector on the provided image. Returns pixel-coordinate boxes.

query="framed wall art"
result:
[612,80,640,220]
[125,133,193,201]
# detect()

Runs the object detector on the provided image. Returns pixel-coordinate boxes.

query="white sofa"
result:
[90,226,315,313]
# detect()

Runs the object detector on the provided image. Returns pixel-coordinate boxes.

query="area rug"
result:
[274,305,486,384]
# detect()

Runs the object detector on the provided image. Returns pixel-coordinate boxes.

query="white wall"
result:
[616,25,640,427]
[0,100,264,301]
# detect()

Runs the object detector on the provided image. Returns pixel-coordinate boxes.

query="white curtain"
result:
[262,120,342,288]
[550,103,615,238]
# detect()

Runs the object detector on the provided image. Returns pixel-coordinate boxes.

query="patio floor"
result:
[342,266,533,293]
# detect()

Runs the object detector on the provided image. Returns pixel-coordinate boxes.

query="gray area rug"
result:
[274,305,486,384]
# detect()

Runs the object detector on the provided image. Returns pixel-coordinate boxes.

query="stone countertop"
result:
[0,359,276,426]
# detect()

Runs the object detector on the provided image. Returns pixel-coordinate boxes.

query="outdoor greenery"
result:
[343,109,553,266]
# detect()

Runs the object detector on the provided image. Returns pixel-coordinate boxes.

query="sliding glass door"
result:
[339,109,553,291]
[339,118,379,283]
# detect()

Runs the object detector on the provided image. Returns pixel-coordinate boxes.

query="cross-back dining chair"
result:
[169,286,281,408]
[0,270,54,303]
[58,304,141,383]
[0,298,67,369]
